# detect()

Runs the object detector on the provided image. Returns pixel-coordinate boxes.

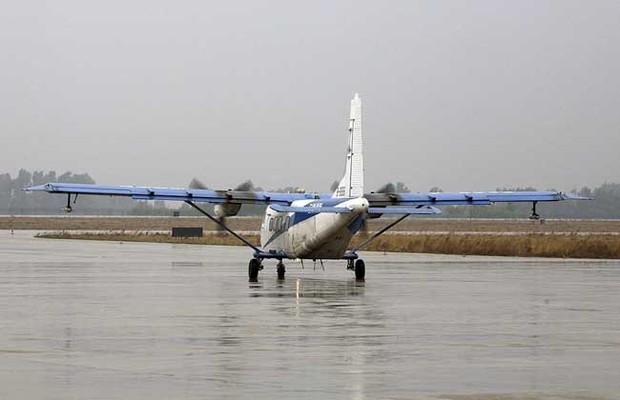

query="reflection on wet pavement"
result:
[1,231,620,400]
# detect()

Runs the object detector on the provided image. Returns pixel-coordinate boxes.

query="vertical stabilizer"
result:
[333,94,364,198]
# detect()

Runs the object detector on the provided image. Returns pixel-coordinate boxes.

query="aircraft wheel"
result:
[354,259,365,281]
[249,258,261,282]
[277,262,286,280]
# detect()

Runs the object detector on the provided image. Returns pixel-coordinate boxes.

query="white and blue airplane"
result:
[26,94,587,281]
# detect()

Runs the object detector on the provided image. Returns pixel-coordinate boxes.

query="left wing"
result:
[25,183,331,205]
[365,190,588,207]
[363,190,590,218]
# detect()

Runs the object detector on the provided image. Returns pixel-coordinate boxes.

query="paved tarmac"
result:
[1,231,620,399]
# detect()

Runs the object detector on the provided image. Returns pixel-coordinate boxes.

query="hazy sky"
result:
[2,0,619,193]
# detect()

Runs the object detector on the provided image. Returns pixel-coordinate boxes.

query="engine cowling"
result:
[214,203,241,218]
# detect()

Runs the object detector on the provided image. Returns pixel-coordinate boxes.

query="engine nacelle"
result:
[214,203,241,218]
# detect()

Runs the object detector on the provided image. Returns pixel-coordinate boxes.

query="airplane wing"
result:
[24,184,590,212]
[24,183,332,205]
[364,190,590,207]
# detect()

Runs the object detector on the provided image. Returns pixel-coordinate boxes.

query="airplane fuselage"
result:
[260,197,369,259]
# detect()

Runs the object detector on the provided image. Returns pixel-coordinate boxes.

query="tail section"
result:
[333,94,364,198]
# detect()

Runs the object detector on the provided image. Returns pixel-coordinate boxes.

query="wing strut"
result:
[184,201,262,253]
[351,214,410,253]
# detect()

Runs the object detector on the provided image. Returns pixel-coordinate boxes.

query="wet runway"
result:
[2,231,620,399]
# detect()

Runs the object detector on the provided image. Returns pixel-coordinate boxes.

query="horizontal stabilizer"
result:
[270,204,353,214]
[368,206,441,215]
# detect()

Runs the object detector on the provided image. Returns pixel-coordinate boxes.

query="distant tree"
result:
[8,170,620,219]
[7,169,176,215]
[582,186,594,197]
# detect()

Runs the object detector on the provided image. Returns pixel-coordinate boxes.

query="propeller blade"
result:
[234,180,255,191]
[215,216,226,232]
[376,182,395,193]
[359,216,369,238]
[189,178,208,190]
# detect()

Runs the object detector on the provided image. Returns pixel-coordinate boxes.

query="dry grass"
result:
[1,216,260,231]
[36,231,261,247]
[11,214,620,259]
[5,216,620,233]
[352,234,620,259]
[36,231,620,259]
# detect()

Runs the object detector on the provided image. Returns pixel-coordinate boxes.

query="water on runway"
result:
[1,231,620,399]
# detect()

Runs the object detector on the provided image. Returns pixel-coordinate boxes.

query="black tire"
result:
[277,263,286,280]
[354,259,365,280]
[249,258,260,281]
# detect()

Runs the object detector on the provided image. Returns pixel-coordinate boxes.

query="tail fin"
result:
[333,94,364,198]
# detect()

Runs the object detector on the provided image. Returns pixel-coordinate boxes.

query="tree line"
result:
[2,169,619,218]
[1,170,169,216]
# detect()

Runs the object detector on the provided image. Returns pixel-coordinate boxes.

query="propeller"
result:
[189,178,208,190]
[375,182,395,194]
[188,178,253,231]
[359,182,397,237]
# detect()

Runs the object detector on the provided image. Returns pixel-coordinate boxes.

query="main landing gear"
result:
[277,261,286,280]
[248,258,285,281]
[347,258,366,281]
[248,258,262,282]
[250,257,364,281]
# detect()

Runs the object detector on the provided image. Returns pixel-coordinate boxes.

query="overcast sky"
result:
[2,0,619,192]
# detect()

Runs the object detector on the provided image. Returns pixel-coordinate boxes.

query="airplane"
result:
[25,94,588,281]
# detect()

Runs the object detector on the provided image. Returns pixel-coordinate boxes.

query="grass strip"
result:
[36,231,620,259]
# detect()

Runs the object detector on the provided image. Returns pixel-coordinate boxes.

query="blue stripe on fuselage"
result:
[288,198,352,226]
